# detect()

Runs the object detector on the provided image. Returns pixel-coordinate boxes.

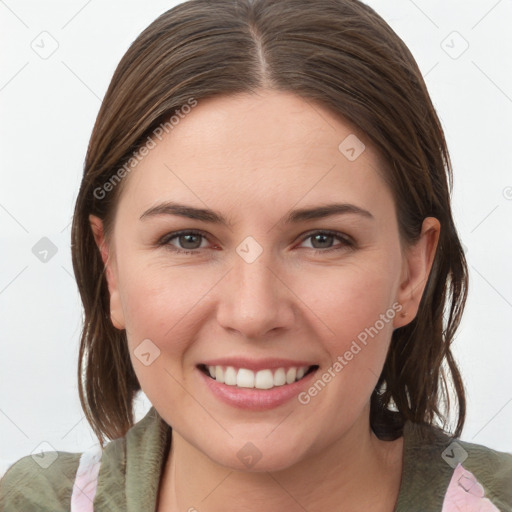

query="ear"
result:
[89,214,126,330]
[394,217,440,329]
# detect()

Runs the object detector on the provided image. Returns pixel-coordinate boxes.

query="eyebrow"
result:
[139,201,374,225]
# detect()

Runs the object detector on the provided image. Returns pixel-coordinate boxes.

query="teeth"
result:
[286,367,297,384]
[206,365,313,389]
[224,366,237,386]
[254,369,273,389]
[274,368,286,386]
[237,368,255,388]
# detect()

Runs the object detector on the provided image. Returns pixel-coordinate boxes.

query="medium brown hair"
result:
[71,0,468,446]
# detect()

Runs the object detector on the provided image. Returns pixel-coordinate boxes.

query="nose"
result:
[215,246,296,340]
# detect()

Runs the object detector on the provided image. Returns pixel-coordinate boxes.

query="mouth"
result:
[197,363,319,390]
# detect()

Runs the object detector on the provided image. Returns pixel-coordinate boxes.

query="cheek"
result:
[277,257,401,437]
[299,257,398,336]
[118,259,217,354]
[117,262,218,414]
[293,257,399,392]
[118,247,400,353]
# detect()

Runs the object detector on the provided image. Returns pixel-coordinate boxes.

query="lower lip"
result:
[197,366,318,410]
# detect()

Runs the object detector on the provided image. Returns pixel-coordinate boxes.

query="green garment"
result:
[1,407,511,511]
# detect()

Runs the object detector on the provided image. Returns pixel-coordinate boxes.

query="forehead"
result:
[116,90,391,216]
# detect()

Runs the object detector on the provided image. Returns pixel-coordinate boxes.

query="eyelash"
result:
[157,229,355,255]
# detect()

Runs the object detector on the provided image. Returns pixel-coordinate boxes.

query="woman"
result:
[1,0,511,510]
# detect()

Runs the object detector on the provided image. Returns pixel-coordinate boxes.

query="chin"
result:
[201,438,305,474]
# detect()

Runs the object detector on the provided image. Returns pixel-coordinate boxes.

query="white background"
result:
[1,0,511,477]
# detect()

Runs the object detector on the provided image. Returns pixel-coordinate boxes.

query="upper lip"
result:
[199,358,318,372]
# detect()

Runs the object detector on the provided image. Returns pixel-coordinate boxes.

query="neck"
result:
[158,411,404,512]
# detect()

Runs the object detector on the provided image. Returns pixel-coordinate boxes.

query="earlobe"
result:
[393,217,440,329]
[88,214,126,330]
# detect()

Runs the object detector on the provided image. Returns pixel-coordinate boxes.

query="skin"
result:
[90,89,440,512]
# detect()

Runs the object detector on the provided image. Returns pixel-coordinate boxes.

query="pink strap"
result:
[441,463,500,511]
[70,446,103,512]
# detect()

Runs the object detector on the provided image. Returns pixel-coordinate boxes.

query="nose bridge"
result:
[236,249,276,302]
[216,237,292,337]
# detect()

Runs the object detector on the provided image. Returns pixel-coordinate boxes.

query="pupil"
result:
[313,234,332,248]
[181,234,200,249]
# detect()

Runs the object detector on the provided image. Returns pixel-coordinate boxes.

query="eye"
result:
[157,229,354,255]
[298,230,354,253]
[158,230,211,254]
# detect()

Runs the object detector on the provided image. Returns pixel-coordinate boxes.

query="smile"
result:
[198,364,319,390]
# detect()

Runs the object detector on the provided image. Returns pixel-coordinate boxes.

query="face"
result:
[90,89,438,472]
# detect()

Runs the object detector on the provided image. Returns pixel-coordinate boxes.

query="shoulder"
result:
[403,421,512,510]
[0,450,82,511]
[0,408,170,511]
[455,436,512,510]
